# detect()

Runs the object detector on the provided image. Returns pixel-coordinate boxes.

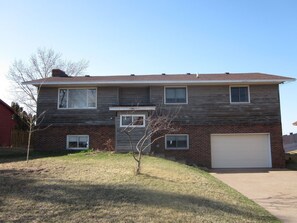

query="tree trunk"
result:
[135,151,142,175]
[26,126,32,163]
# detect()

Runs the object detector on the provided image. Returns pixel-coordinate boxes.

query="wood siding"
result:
[0,102,16,146]
[115,112,151,152]
[37,84,281,126]
[150,85,281,125]
[119,87,150,105]
[37,87,118,126]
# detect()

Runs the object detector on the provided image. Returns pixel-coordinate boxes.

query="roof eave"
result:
[25,79,294,87]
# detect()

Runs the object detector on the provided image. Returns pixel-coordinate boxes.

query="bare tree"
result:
[12,85,51,162]
[7,48,85,160]
[122,108,180,175]
[7,47,89,113]
[24,111,50,163]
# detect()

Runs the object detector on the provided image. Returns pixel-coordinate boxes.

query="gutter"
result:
[23,79,295,86]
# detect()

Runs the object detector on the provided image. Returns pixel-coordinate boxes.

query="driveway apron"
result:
[210,169,297,223]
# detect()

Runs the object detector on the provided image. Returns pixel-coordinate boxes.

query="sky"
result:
[0,0,296,134]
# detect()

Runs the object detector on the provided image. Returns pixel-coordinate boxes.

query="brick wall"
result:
[34,123,285,168]
[152,123,285,168]
[34,125,115,151]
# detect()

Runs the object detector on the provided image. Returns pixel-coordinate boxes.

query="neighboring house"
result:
[0,99,16,147]
[24,70,295,168]
[283,133,297,153]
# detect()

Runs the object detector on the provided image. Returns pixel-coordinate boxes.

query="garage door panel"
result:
[211,134,271,168]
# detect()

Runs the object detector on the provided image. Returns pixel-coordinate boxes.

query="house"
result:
[283,133,297,153]
[0,99,17,147]
[283,122,297,153]
[24,69,295,168]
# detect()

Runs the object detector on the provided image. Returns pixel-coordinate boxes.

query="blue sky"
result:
[0,0,296,134]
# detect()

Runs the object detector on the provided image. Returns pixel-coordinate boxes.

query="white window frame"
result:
[229,85,250,104]
[66,135,89,150]
[164,86,188,105]
[165,134,189,150]
[120,114,145,127]
[58,87,97,109]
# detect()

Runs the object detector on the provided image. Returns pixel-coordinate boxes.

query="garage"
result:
[211,133,272,168]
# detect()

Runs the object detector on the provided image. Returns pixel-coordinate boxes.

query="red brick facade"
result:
[34,125,115,151]
[152,123,285,168]
[34,123,285,168]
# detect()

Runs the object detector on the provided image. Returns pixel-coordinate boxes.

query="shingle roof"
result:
[23,72,295,86]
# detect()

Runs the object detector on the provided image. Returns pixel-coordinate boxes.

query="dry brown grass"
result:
[0,152,279,223]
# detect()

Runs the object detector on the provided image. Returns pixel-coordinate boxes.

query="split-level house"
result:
[24,69,294,168]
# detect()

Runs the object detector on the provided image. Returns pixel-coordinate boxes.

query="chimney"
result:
[52,69,68,77]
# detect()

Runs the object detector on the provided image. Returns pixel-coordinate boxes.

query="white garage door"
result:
[211,134,272,168]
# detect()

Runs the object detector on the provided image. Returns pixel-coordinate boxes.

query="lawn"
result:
[0,151,279,223]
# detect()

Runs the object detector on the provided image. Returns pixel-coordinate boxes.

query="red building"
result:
[0,99,16,147]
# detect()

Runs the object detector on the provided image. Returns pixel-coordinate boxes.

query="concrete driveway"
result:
[210,169,297,223]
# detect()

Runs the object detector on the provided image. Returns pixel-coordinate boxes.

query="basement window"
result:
[165,134,189,150]
[66,135,89,150]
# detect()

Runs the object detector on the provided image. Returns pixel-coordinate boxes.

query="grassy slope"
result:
[0,152,279,223]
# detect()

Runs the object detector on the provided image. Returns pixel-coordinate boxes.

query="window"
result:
[58,88,96,109]
[120,115,145,127]
[230,86,250,103]
[165,134,189,150]
[66,135,89,150]
[165,87,187,104]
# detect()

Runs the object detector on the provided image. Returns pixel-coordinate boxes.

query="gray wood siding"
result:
[37,87,118,126]
[150,85,281,125]
[119,87,150,105]
[115,112,151,152]
[37,84,281,126]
